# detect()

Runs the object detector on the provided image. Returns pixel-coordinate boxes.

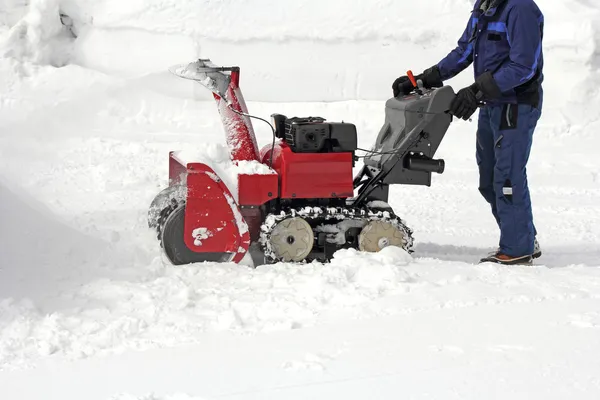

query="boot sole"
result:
[479,254,533,265]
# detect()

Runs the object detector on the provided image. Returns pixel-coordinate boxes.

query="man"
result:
[392,0,544,265]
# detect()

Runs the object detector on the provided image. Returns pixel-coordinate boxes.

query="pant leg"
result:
[490,104,540,256]
[476,106,501,227]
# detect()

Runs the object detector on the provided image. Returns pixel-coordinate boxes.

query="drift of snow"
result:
[0,0,75,66]
[0,246,416,369]
[109,395,205,400]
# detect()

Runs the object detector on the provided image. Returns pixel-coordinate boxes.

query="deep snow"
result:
[1,0,600,399]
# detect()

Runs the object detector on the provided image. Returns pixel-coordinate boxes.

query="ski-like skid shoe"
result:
[480,253,533,266]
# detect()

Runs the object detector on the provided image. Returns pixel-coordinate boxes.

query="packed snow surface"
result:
[2,0,600,399]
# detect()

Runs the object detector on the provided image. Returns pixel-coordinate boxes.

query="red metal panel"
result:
[271,144,354,199]
[183,163,250,263]
[238,173,279,206]
[169,152,187,186]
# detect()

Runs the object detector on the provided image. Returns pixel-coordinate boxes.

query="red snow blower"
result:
[148,59,456,265]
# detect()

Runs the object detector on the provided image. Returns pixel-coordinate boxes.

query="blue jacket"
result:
[437,0,544,107]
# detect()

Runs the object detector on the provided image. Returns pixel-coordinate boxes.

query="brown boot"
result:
[480,252,533,265]
[486,238,541,261]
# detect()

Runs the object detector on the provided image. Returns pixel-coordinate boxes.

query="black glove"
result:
[392,66,444,97]
[449,72,503,119]
[392,76,415,97]
[418,66,443,89]
[449,83,480,120]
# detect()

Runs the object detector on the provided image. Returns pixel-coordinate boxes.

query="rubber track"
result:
[259,206,414,263]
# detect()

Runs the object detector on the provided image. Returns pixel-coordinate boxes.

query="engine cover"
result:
[284,117,357,154]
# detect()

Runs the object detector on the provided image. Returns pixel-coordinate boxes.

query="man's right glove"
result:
[449,84,480,120]
[449,72,503,120]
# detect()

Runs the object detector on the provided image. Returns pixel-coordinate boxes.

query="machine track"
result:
[259,205,414,264]
[148,184,187,238]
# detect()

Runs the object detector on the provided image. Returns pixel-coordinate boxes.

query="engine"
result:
[271,114,358,154]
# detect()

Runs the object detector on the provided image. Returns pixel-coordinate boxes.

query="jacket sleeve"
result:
[436,16,476,81]
[489,4,543,94]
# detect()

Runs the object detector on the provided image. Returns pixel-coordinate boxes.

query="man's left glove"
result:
[449,83,480,120]
[392,65,444,97]
[392,76,414,97]
[418,66,444,89]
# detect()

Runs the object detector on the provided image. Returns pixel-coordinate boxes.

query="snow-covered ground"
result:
[1,0,600,398]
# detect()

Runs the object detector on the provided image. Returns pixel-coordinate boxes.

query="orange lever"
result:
[407,70,418,88]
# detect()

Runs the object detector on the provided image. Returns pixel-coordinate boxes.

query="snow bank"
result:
[4,0,598,103]
[0,0,28,30]
[3,242,600,370]
[0,0,75,66]
[540,2,600,138]
[109,395,205,400]
[0,247,414,368]
[71,28,197,78]
[0,177,114,302]
[593,19,600,70]
[72,0,466,41]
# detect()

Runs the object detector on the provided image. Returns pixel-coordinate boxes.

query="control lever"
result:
[406,70,424,95]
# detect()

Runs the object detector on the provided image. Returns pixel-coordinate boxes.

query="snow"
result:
[109,395,204,400]
[234,160,276,175]
[366,200,391,209]
[224,193,249,235]
[0,247,415,369]
[191,227,211,247]
[2,0,600,399]
[316,219,369,245]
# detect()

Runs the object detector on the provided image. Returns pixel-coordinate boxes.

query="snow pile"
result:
[3,0,597,103]
[0,0,75,66]
[0,247,414,368]
[593,19,600,70]
[0,178,119,303]
[58,0,466,42]
[0,0,28,30]
[538,1,600,138]
[109,394,205,400]
[3,241,600,370]
[0,299,69,362]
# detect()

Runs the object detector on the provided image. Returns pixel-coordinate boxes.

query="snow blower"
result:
[148,59,457,265]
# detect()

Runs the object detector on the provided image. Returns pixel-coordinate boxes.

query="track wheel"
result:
[161,205,232,265]
[269,217,314,262]
[148,185,185,230]
[358,220,408,253]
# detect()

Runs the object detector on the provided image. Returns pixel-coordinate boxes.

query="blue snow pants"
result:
[476,103,540,257]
